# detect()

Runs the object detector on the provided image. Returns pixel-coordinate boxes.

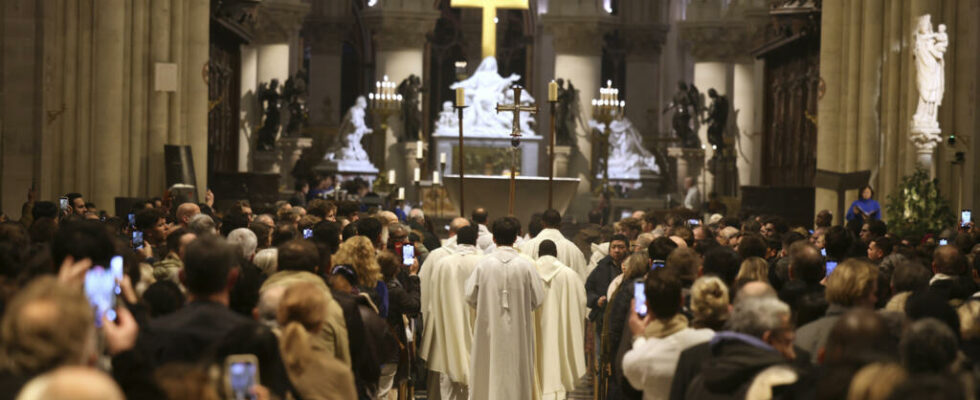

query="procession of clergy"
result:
[419,207,589,400]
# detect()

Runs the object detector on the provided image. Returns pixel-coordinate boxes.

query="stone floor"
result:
[414,374,594,400]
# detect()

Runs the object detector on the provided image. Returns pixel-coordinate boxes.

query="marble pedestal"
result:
[254,150,279,174]
[434,134,542,176]
[315,159,379,189]
[667,147,705,193]
[443,175,580,223]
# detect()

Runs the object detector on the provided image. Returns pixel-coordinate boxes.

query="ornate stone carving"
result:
[363,10,439,50]
[680,21,766,61]
[304,17,350,54]
[251,0,311,44]
[622,25,669,60]
[541,17,610,55]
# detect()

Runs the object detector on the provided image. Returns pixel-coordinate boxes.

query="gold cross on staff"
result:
[496,85,537,215]
[496,85,537,140]
[451,0,529,59]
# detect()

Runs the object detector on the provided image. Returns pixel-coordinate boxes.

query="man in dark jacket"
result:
[585,235,630,325]
[682,296,798,399]
[777,242,828,326]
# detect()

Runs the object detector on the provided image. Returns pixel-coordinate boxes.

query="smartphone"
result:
[825,260,838,277]
[132,230,144,250]
[402,243,415,266]
[127,213,136,228]
[939,239,949,246]
[651,259,666,270]
[688,219,700,226]
[59,197,69,212]
[620,210,633,220]
[84,256,123,328]
[633,282,648,318]
[303,228,313,239]
[962,210,972,227]
[225,354,260,400]
[821,248,827,257]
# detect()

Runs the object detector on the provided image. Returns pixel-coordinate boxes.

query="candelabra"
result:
[591,80,626,194]
[368,75,402,176]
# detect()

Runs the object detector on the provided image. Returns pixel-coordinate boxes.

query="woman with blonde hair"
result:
[278,282,357,400]
[735,256,769,288]
[333,235,388,316]
[689,276,731,331]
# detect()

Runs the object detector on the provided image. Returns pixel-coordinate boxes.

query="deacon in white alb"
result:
[420,226,483,400]
[465,218,545,400]
[519,209,588,281]
[419,217,470,362]
[534,240,588,400]
[471,207,496,252]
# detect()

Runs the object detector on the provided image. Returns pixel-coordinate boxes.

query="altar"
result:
[443,175,581,224]
[434,134,542,176]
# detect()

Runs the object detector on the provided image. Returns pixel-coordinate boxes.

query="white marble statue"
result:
[326,96,376,169]
[910,14,947,167]
[433,101,457,134]
[436,57,537,137]
[590,117,660,180]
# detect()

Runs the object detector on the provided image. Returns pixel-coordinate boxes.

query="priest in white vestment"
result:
[465,218,545,400]
[472,207,496,252]
[419,217,470,363]
[534,240,588,400]
[420,226,483,400]
[519,210,588,281]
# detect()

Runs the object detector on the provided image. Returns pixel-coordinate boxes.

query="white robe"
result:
[465,246,545,400]
[418,241,459,358]
[420,245,482,384]
[519,228,589,281]
[476,224,496,253]
[587,242,609,277]
[534,256,588,400]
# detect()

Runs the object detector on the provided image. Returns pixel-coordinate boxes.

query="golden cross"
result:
[496,85,538,140]
[451,0,529,59]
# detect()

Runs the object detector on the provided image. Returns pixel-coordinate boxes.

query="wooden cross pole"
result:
[496,85,538,215]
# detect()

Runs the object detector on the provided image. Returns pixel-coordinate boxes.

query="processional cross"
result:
[451,0,529,59]
[496,85,538,216]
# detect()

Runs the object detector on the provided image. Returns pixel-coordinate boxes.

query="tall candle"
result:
[433,171,440,185]
[413,167,420,182]
[440,152,447,165]
[455,87,465,107]
[397,187,405,200]
[548,80,558,102]
[387,169,395,185]
[416,141,423,159]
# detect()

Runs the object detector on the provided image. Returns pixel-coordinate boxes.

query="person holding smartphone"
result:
[622,268,714,400]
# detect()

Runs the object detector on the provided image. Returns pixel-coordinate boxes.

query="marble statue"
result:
[663,81,702,148]
[434,101,457,133]
[910,14,947,166]
[590,117,660,180]
[398,74,423,141]
[256,79,282,151]
[325,96,375,168]
[442,57,536,137]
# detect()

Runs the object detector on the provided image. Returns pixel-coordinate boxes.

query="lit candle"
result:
[397,187,405,200]
[383,74,389,82]
[433,171,440,185]
[413,167,421,182]
[415,141,424,159]
[387,169,395,185]
[455,87,465,107]
[548,80,558,102]
[620,100,626,109]
[440,152,447,165]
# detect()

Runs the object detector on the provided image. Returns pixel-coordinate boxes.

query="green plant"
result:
[884,167,956,238]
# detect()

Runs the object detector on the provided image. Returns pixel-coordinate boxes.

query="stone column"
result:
[542,11,610,215]
[306,19,348,127]
[622,27,668,134]
[363,4,439,174]
[148,0,172,196]
[184,0,209,199]
[91,0,126,210]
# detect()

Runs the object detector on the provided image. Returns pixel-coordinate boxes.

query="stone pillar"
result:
[363,4,438,174]
[623,27,668,134]
[148,0,172,196]
[306,20,348,127]
[278,138,314,192]
[185,0,209,199]
[92,0,126,211]
[542,11,610,216]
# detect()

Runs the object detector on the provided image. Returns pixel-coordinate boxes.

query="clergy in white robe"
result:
[519,210,588,281]
[420,226,483,400]
[533,241,588,400]
[472,207,496,252]
[419,217,470,362]
[465,218,545,400]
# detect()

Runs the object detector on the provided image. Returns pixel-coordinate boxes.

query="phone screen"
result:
[633,282,647,318]
[620,210,633,220]
[303,228,313,239]
[85,265,118,327]
[688,219,700,226]
[962,210,972,227]
[939,239,949,246]
[132,231,144,250]
[59,197,69,211]
[825,260,838,277]
[651,260,666,270]
[127,213,136,227]
[820,248,827,257]
[228,360,258,399]
[402,244,415,266]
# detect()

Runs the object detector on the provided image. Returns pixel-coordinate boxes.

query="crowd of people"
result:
[0,185,979,400]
